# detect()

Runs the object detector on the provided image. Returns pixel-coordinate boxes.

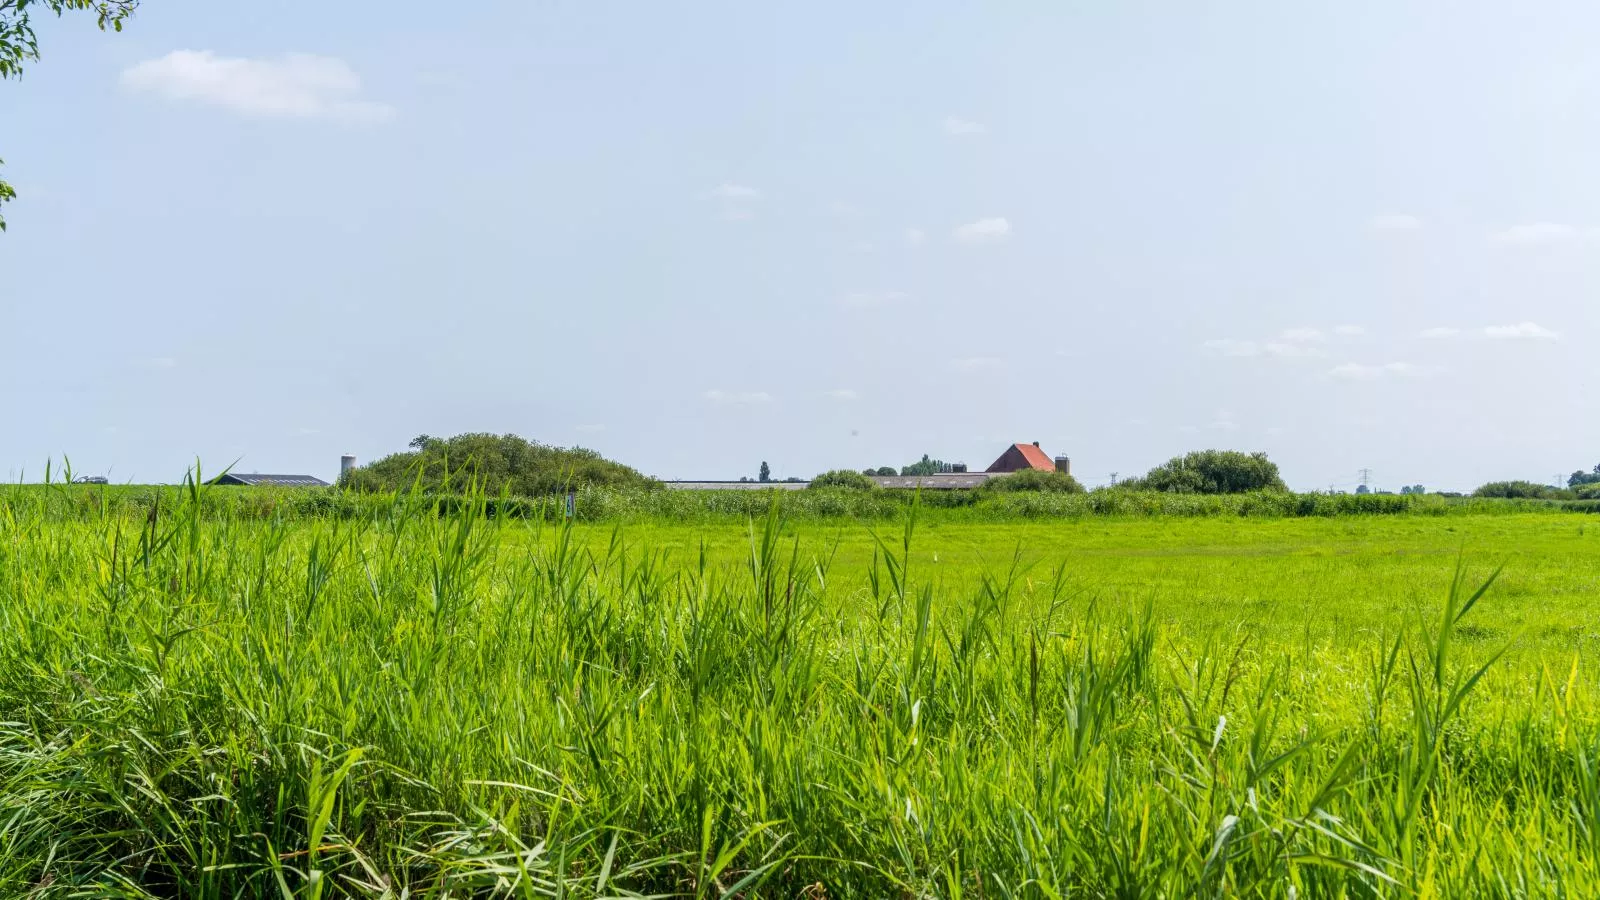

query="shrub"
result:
[1472,481,1572,500]
[979,469,1086,494]
[344,432,655,497]
[809,469,878,491]
[1127,450,1287,495]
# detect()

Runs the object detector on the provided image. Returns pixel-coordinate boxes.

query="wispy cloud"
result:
[1203,339,1263,358]
[1263,342,1328,359]
[709,183,762,221]
[1278,327,1326,343]
[1328,362,1435,380]
[840,290,909,307]
[904,227,926,248]
[1333,324,1366,336]
[710,183,762,201]
[952,217,1011,244]
[825,388,859,401]
[1491,222,1599,245]
[1419,326,1461,339]
[1483,321,1560,340]
[704,389,772,405]
[133,356,178,370]
[942,116,986,136]
[950,356,1003,372]
[122,51,393,122]
[1204,338,1326,359]
[1369,213,1422,231]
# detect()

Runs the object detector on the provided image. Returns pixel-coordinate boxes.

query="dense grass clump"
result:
[3,477,1600,896]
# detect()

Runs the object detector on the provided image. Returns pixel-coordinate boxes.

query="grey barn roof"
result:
[663,481,809,491]
[210,473,331,487]
[868,473,1000,489]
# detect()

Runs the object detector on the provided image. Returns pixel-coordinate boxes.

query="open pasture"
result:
[3,493,1600,897]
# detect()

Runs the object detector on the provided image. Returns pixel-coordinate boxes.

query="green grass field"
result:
[4,489,1600,897]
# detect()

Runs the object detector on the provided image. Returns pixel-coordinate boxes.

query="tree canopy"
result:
[1121,450,1287,494]
[1,0,136,230]
[343,433,655,497]
[1569,465,1600,488]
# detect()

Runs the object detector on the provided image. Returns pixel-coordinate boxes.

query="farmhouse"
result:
[208,473,330,487]
[987,441,1069,475]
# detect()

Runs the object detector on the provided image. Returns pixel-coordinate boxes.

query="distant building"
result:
[208,473,330,487]
[986,442,1061,474]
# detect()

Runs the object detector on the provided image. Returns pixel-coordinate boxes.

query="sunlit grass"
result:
[2,475,1598,896]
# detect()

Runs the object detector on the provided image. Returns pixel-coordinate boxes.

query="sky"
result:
[2,1,1596,491]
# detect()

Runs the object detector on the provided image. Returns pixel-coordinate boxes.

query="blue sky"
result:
[2,1,1595,490]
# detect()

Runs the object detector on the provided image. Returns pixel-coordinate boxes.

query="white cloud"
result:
[952,217,1011,244]
[1278,327,1326,343]
[950,356,1003,372]
[704,389,772,405]
[1333,325,1366,336]
[825,388,859,401]
[1203,339,1262,357]
[121,51,393,122]
[1491,222,1599,245]
[1263,342,1328,359]
[1328,362,1434,380]
[904,228,926,248]
[1483,321,1560,340]
[1370,214,1422,231]
[840,290,909,306]
[1419,326,1461,339]
[710,183,762,201]
[942,116,986,136]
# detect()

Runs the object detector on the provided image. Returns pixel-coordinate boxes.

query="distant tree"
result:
[810,469,878,491]
[2,0,138,231]
[1126,450,1287,495]
[1473,480,1571,500]
[901,454,947,477]
[1569,465,1600,488]
[758,461,771,483]
[1356,484,1371,495]
[409,434,439,450]
[343,432,655,496]
[873,466,897,477]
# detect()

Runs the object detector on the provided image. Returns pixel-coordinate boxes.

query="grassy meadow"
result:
[4,484,1600,897]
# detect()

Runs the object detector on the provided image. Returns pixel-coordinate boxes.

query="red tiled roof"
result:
[1013,443,1056,471]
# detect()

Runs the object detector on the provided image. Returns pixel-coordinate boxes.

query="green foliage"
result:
[1474,480,1574,500]
[808,469,877,491]
[1123,449,1288,494]
[978,468,1086,494]
[1,0,137,230]
[900,454,947,477]
[1401,485,1427,495]
[758,461,771,483]
[343,432,655,497]
[1570,466,1600,488]
[863,466,897,477]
